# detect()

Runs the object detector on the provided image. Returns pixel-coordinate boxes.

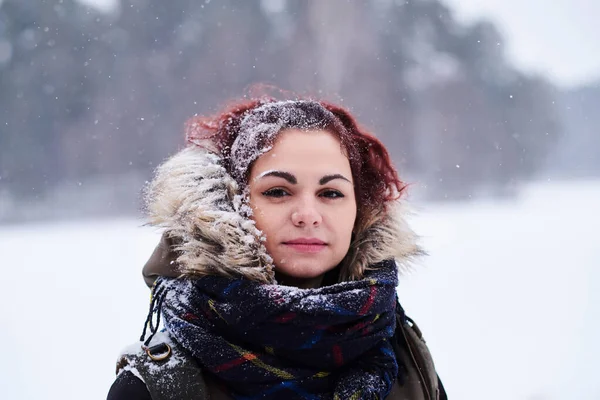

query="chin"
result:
[275,259,337,279]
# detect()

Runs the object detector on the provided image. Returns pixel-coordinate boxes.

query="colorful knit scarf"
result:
[152,259,400,400]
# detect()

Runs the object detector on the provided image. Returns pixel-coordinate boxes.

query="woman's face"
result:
[248,129,357,287]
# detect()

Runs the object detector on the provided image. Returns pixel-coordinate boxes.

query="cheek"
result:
[335,201,357,234]
[338,220,356,245]
[249,199,280,238]
[253,210,284,257]
[249,200,266,230]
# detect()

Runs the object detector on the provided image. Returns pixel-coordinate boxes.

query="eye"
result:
[262,188,290,198]
[320,190,345,199]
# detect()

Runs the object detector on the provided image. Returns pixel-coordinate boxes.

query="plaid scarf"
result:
[153,259,399,400]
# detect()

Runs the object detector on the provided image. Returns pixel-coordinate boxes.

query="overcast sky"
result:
[81,0,599,88]
[444,0,600,88]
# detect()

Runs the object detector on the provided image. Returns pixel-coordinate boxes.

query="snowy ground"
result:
[0,180,598,400]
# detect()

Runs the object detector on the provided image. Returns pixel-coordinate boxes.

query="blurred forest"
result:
[0,0,597,223]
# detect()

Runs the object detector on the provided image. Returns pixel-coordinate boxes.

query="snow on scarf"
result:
[152,258,400,400]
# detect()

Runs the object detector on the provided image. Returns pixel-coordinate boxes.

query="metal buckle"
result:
[144,343,172,361]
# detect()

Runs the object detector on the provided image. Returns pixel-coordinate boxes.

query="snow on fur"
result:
[145,146,275,283]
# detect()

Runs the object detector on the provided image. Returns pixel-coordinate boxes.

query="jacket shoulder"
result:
[114,332,210,400]
[392,304,447,400]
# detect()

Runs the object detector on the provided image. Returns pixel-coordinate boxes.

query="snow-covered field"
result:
[1,180,598,400]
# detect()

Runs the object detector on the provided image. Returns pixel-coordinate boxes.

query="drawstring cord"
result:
[140,279,167,347]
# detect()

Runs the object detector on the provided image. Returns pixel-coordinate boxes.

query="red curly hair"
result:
[184,96,406,232]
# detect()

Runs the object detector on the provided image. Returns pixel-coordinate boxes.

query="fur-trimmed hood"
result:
[142,146,422,286]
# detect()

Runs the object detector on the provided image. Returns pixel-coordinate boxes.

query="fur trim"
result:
[145,147,274,283]
[343,204,423,281]
[145,146,421,283]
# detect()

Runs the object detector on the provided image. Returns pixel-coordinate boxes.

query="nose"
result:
[291,198,322,228]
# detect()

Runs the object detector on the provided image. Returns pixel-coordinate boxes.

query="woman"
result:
[108,98,446,399]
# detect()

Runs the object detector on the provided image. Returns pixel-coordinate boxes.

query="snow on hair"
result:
[229,100,343,183]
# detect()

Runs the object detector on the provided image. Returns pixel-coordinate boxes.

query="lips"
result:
[282,238,327,253]
[283,238,327,245]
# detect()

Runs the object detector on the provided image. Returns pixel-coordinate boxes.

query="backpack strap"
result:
[394,300,448,400]
[116,331,209,400]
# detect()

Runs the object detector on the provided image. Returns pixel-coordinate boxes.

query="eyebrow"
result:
[257,170,297,184]
[255,170,352,185]
[319,174,352,185]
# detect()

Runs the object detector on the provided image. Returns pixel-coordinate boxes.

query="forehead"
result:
[250,129,352,177]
